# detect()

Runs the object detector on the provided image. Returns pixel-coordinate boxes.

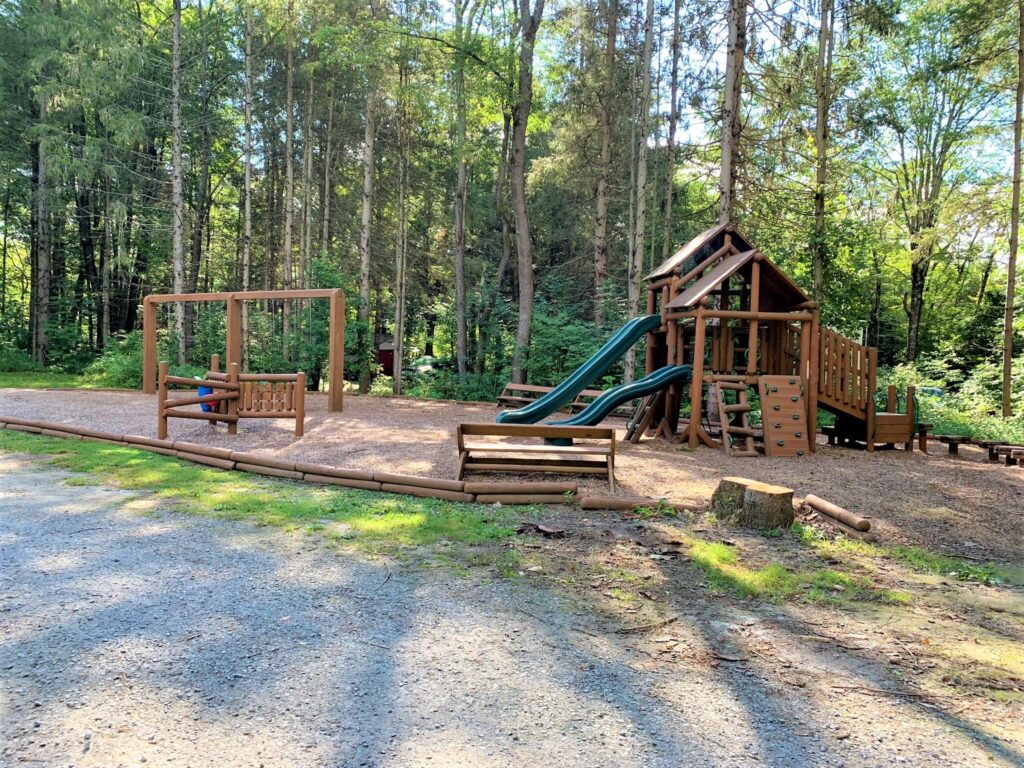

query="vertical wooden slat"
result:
[328,289,345,412]
[157,361,169,438]
[143,298,158,394]
[227,363,239,435]
[689,307,706,449]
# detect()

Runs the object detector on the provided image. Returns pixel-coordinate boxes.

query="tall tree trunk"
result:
[282,0,295,360]
[719,0,747,224]
[394,61,409,395]
[811,0,835,302]
[241,2,254,370]
[1,184,9,319]
[623,0,654,383]
[101,183,112,347]
[171,0,186,364]
[905,241,930,361]
[1004,0,1023,417]
[185,0,211,357]
[358,84,378,392]
[453,2,471,379]
[510,0,545,384]
[321,88,334,255]
[475,111,514,373]
[593,0,618,326]
[300,49,316,289]
[34,92,50,365]
[660,0,680,263]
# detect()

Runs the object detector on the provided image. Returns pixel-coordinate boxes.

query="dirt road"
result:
[1,453,1019,767]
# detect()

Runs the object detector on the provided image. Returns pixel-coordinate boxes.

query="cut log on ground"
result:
[578,496,690,513]
[711,477,794,529]
[804,494,870,532]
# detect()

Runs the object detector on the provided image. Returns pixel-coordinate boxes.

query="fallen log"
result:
[476,494,572,505]
[379,483,474,503]
[814,515,879,543]
[804,494,870,532]
[578,495,690,513]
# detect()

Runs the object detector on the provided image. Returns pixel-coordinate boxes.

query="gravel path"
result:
[1,454,1021,768]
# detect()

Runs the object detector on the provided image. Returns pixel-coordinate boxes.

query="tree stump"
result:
[711,476,794,529]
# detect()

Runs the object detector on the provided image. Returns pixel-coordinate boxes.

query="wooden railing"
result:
[817,327,876,421]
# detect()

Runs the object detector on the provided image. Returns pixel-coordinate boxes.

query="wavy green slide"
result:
[549,365,692,427]
[495,314,663,424]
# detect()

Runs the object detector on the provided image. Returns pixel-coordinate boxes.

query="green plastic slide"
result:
[549,365,692,427]
[496,314,663,424]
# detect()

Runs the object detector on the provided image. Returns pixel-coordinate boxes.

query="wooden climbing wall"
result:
[759,375,809,457]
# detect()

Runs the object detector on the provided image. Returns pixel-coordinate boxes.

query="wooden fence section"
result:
[817,327,876,421]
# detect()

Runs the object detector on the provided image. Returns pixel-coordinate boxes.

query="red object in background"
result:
[378,348,394,376]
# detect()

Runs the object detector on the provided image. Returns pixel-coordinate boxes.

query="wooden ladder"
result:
[625,390,665,443]
[715,381,756,457]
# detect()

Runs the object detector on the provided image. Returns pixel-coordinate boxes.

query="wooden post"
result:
[143,298,157,394]
[645,287,657,376]
[747,260,760,375]
[157,361,169,439]
[689,307,706,449]
[866,347,878,451]
[226,295,243,371]
[295,371,306,437]
[227,363,239,435]
[328,289,345,412]
[904,385,915,452]
[807,311,819,453]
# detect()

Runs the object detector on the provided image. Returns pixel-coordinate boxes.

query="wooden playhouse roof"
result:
[664,249,811,311]
[645,223,755,281]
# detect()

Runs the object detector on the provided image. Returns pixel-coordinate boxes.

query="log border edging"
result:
[0,417,593,507]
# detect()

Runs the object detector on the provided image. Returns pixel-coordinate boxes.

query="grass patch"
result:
[687,536,900,604]
[0,371,101,389]
[886,546,1024,587]
[0,431,519,559]
[792,523,1022,587]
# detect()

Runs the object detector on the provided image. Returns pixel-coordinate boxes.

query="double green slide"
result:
[495,314,692,427]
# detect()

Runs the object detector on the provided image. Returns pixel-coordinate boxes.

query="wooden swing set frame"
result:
[142,289,345,412]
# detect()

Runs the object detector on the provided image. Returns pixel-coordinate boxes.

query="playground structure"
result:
[142,289,345,412]
[157,355,306,439]
[641,223,917,452]
[493,224,917,455]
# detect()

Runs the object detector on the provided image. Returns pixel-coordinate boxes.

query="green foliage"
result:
[0,347,44,372]
[877,358,1024,442]
[83,331,146,388]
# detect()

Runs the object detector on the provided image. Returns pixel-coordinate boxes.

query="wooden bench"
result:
[938,435,970,455]
[456,423,616,490]
[996,445,1024,466]
[496,383,558,408]
[496,382,634,418]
